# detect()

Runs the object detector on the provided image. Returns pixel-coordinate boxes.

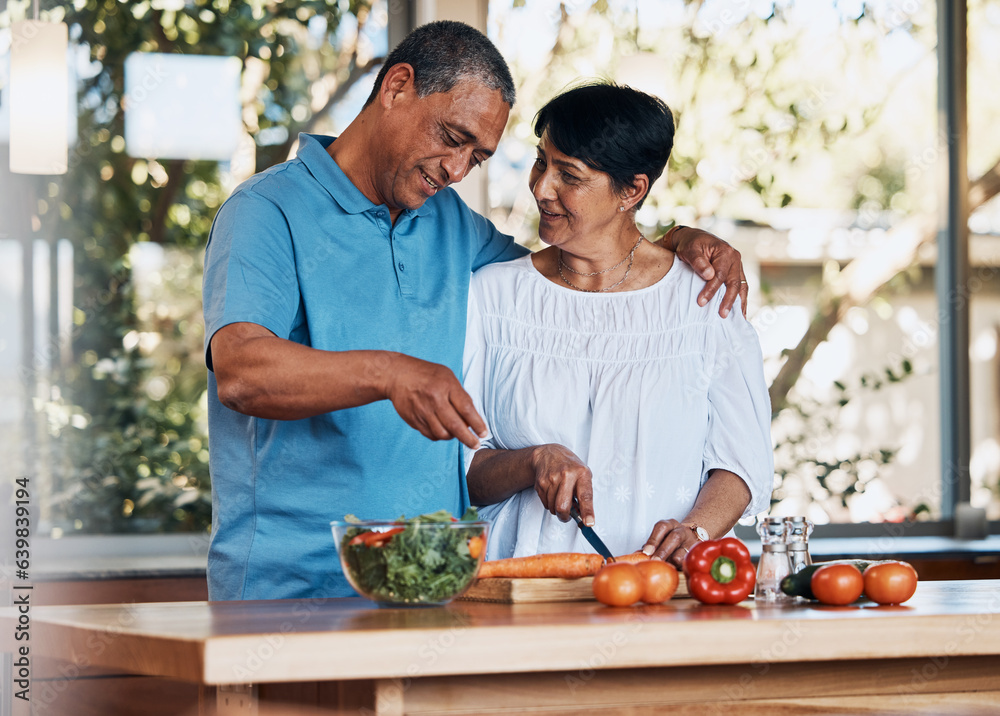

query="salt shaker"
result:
[755,516,792,602]
[784,516,814,574]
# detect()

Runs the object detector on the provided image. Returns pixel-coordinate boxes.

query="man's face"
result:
[375,77,510,213]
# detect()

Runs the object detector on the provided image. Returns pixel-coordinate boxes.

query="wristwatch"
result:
[684,523,710,542]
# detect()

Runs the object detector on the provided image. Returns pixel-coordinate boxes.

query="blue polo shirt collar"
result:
[296,133,430,218]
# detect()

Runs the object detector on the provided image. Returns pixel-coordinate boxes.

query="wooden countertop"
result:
[6,580,1000,686]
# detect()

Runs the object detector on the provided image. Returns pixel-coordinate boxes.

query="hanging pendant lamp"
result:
[9,16,69,175]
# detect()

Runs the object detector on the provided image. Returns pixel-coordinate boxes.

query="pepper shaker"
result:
[784,516,814,574]
[755,516,792,602]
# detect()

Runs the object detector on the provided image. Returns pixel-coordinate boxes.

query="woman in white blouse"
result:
[463,83,773,568]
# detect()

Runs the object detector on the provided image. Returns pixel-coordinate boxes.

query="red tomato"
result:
[636,560,679,604]
[863,561,918,605]
[592,562,644,607]
[811,563,865,605]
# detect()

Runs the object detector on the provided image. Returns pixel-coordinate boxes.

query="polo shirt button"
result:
[398,262,405,271]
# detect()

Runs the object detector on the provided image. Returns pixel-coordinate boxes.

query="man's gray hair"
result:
[364,20,515,108]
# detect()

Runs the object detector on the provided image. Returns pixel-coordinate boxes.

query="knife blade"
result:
[569,500,615,562]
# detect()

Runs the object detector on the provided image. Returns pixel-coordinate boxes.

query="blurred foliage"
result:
[489,0,940,243]
[0,0,379,533]
[770,358,917,522]
[968,0,1000,180]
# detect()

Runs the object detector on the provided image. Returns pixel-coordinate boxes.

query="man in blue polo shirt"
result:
[203,21,747,600]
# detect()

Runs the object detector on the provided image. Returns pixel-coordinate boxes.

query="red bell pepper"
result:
[348,527,405,547]
[683,537,756,604]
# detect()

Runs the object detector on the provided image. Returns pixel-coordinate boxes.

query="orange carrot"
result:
[467,535,485,560]
[613,552,652,564]
[478,553,605,579]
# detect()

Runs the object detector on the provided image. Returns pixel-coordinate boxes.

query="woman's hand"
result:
[531,444,595,525]
[641,519,703,569]
[663,226,747,318]
[643,470,750,568]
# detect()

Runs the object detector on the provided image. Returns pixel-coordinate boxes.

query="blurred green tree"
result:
[1,0,382,533]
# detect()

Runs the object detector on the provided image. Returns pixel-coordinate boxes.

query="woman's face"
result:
[528,131,625,248]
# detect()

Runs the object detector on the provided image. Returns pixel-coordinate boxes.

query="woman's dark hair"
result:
[533,82,674,208]
[365,21,515,108]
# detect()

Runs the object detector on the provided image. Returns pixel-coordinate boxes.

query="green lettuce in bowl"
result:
[331,508,487,606]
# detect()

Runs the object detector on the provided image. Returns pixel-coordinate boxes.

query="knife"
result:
[569,500,615,562]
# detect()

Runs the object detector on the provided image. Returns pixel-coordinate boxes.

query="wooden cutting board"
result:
[459,573,689,603]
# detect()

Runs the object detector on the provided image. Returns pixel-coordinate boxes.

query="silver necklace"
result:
[557,234,644,293]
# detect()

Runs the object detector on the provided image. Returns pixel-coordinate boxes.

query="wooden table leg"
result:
[372,678,405,716]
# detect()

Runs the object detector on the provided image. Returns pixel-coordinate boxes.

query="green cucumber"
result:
[780,560,884,600]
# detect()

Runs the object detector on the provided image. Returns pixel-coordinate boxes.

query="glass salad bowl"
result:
[331,510,488,606]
